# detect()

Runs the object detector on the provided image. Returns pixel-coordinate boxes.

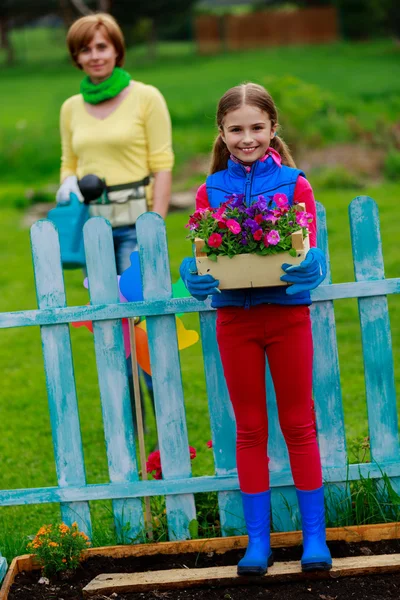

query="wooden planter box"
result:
[2,523,400,599]
[195,230,309,289]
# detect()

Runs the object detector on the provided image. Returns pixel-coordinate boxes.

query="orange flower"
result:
[62,558,67,563]
[48,542,58,548]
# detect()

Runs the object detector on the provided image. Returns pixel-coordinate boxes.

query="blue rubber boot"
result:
[237,490,273,576]
[296,486,332,572]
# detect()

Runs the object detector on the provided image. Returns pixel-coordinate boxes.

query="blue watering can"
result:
[47,175,106,269]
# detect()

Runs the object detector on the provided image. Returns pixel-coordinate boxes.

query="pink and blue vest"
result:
[205,156,311,308]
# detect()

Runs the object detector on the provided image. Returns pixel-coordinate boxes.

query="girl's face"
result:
[77,29,118,83]
[220,104,276,164]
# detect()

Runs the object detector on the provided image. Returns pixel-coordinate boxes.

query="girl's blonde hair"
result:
[210,83,296,173]
[66,13,125,69]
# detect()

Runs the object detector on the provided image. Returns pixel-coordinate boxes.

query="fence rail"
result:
[0,196,399,579]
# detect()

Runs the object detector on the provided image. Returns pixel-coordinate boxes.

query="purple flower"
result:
[245,205,257,218]
[254,195,268,211]
[240,233,248,245]
[226,193,245,208]
[244,218,260,234]
[266,230,280,245]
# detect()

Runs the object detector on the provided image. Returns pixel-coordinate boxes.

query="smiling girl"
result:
[180,83,330,576]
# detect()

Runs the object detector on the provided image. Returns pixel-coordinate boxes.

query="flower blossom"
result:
[273,193,289,209]
[147,447,197,480]
[253,229,263,241]
[206,440,213,448]
[226,219,241,234]
[266,230,280,245]
[244,218,260,234]
[296,211,313,228]
[208,233,223,248]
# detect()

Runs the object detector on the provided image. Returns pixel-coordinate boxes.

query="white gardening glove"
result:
[56,175,84,205]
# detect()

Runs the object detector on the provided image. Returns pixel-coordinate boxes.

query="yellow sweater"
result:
[60,81,174,223]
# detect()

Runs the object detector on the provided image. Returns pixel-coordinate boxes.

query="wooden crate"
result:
[195,229,310,289]
[2,522,400,600]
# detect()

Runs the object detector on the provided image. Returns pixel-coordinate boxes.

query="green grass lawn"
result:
[1,31,400,561]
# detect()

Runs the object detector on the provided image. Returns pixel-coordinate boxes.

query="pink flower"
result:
[206,440,213,449]
[296,212,313,228]
[189,446,197,459]
[265,213,279,224]
[253,229,263,241]
[208,233,223,248]
[226,219,242,234]
[266,230,280,245]
[273,193,289,208]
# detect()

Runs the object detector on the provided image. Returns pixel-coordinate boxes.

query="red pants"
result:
[216,304,322,494]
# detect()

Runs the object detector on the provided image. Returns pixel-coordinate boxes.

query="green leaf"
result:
[208,253,218,262]
[289,248,297,257]
[188,519,199,539]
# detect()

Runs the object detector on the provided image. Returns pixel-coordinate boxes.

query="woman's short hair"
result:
[66,13,125,69]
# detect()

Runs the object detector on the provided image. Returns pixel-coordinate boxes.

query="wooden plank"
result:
[3,460,400,507]
[84,218,144,542]
[199,311,244,536]
[136,213,196,540]
[3,522,400,599]
[83,554,400,596]
[0,557,6,590]
[349,197,400,478]
[30,220,92,537]
[0,277,399,330]
[311,202,350,522]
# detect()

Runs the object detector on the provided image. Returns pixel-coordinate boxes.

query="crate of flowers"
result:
[186,193,311,289]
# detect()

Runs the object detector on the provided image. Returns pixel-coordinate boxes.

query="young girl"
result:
[180,83,331,576]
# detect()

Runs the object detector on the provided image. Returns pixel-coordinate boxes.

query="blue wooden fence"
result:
[0,196,399,580]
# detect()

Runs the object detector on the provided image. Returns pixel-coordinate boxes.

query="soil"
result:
[8,539,400,600]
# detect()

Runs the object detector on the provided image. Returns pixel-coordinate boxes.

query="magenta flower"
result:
[208,233,223,248]
[265,212,279,224]
[263,234,270,248]
[266,230,280,245]
[253,229,263,241]
[273,193,289,208]
[206,440,213,449]
[226,219,242,234]
[295,212,312,228]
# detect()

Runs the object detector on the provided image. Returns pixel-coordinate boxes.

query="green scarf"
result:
[80,67,131,105]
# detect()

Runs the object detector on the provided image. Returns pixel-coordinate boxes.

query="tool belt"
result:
[89,176,150,228]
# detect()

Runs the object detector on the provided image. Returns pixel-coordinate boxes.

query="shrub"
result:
[27,522,90,578]
[384,149,400,181]
[310,165,366,190]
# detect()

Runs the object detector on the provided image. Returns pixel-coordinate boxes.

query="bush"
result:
[310,165,366,190]
[262,75,354,149]
[384,149,400,181]
[27,522,90,578]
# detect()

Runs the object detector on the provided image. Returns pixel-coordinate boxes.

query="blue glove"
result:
[280,247,327,296]
[179,257,220,301]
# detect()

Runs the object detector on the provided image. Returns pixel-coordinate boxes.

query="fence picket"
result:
[311,202,350,522]
[30,220,92,537]
[349,198,400,489]
[136,213,196,540]
[84,218,144,542]
[199,311,244,536]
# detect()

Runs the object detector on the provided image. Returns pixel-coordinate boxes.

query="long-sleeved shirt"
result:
[60,81,174,224]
